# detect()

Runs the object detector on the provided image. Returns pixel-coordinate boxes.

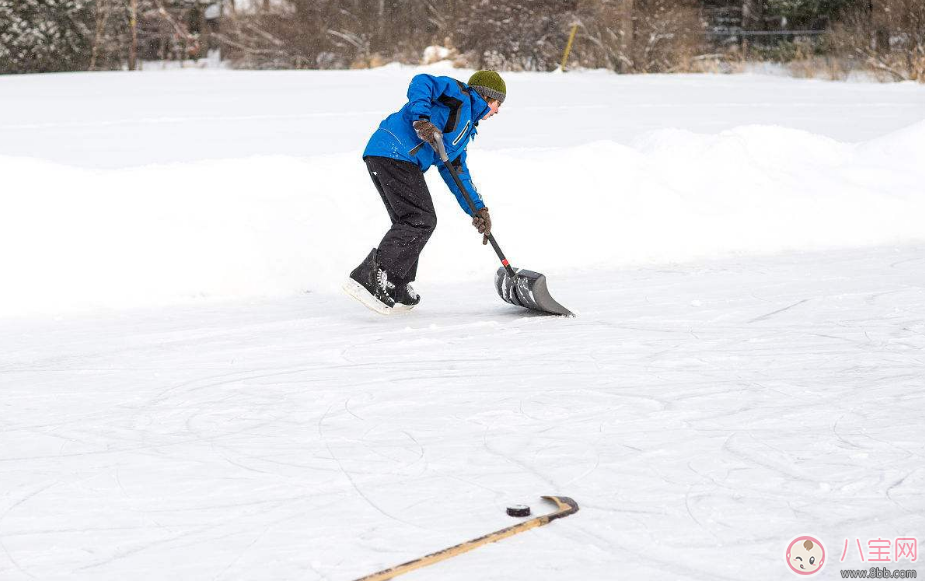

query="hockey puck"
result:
[506,504,531,517]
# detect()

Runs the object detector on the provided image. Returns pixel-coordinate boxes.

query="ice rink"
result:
[1,66,924,579]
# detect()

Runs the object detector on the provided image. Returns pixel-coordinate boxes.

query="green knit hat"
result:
[468,70,506,104]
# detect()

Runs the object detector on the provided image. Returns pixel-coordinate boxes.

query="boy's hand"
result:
[413,119,440,144]
[472,207,491,244]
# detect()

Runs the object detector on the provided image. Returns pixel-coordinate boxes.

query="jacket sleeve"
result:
[438,150,485,216]
[406,74,442,121]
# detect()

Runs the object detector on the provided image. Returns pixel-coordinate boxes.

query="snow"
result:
[422,46,453,65]
[1,71,924,317]
[1,67,924,580]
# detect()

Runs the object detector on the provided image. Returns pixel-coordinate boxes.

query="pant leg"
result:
[368,163,399,226]
[364,156,437,282]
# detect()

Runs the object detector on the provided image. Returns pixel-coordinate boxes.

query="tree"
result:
[763,0,853,29]
[578,0,704,73]
[831,0,925,80]
[1,0,209,74]
[455,0,576,71]
[742,0,764,30]
[0,0,93,73]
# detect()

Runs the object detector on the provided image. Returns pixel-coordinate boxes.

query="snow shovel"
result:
[431,134,573,317]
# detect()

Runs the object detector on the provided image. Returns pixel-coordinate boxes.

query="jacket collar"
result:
[469,89,491,125]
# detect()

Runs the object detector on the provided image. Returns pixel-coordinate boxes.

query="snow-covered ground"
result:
[2,67,924,317]
[1,67,924,580]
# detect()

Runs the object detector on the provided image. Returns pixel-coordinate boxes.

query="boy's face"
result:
[483,99,501,120]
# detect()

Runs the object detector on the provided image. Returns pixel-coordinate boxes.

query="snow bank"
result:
[3,121,924,317]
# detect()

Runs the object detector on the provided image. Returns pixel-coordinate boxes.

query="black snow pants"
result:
[364,156,437,283]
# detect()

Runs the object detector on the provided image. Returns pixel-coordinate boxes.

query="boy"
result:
[344,70,506,314]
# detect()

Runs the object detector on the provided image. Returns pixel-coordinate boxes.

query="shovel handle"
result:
[431,134,517,278]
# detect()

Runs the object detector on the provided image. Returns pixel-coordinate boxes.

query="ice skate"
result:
[343,248,399,315]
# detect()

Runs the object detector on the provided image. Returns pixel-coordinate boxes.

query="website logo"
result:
[786,535,826,575]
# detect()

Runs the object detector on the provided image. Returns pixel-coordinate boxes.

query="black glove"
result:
[412,119,440,144]
[472,207,491,245]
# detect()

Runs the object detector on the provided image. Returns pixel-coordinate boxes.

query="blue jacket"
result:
[363,74,491,216]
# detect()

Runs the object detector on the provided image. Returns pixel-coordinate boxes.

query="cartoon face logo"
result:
[786,536,826,575]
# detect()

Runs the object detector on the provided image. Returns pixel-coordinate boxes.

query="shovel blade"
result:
[495,267,573,317]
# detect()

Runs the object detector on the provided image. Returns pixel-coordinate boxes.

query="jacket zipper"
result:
[452,121,470,146]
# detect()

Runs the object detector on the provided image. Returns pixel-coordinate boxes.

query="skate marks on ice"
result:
[0,246,924,579]
[746,298,811,323]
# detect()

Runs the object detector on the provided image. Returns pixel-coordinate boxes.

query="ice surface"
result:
[1,247,923,580]
[1,67,924,580]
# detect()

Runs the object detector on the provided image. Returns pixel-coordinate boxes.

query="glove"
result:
[472,207,491,245]
[412,119,440,145]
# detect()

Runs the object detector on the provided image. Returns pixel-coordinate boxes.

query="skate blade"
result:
[342,279,402,316]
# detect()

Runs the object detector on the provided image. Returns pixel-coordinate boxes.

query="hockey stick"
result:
[352,495,579,581]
